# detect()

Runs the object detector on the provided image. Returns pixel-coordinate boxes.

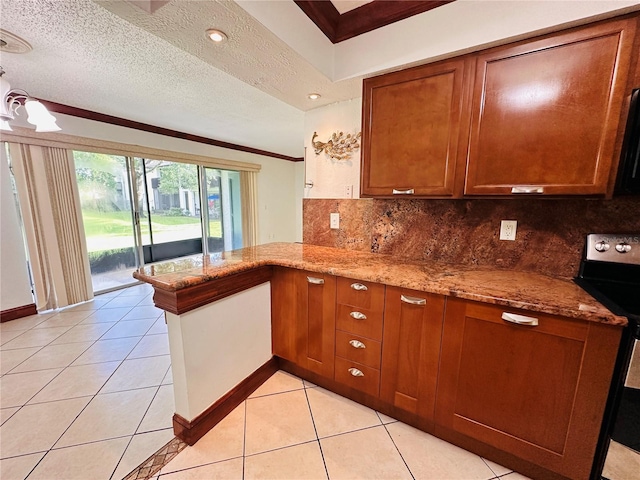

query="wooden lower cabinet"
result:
[380,287,445,426]
[270,267,336,378]
[435,298,621,479]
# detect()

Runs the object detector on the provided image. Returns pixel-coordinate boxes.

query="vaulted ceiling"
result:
[1,0,638,159]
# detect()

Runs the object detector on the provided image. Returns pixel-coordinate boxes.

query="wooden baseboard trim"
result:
[173,357,279,445]
[1,303,37,323]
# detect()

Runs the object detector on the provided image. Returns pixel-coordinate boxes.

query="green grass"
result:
[81,210,221,252]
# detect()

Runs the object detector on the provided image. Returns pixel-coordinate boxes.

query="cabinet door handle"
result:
[307,276,324,285]
[511,186,544,194]
[501,312,539,326]
[392,188,415,195]
[351,283,368,291]
[400,294,426,306]
[350,311,367,320]
[348,367,365,377]
[349,339,366,349]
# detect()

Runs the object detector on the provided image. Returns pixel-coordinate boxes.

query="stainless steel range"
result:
[574,234,640,479]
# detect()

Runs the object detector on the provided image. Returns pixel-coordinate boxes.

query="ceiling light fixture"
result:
[0,66,60,132]
[206,29,228,43]
[308,93,321,100]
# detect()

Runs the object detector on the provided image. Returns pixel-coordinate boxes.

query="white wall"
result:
[303,98,362,199]
[49,114,299,245]
[0,148,33,311]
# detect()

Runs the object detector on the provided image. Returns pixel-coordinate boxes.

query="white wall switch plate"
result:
[500,220,517,241]
[330,212,340,230]
[344,185,353,198]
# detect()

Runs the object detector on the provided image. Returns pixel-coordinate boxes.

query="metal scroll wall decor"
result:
[312,131,361,161]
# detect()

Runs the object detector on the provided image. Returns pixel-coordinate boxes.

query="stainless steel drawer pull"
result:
[349,339,366,349]
[348,367,365,377]
[350,311,367,320]
[511,186,544,194]
[501,312,538,326]
[392,188,415,195]
[400,294,426,306]
[351,283,368,291]
[306,276,324,285]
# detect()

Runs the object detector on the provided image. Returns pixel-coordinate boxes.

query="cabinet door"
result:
[380,287,445,424]
[436,298,621,479]
[271,268,336,379]
[465,17,637,196]
[361,58,471,197]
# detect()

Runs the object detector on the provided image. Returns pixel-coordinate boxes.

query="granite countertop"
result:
[133,242,627,327]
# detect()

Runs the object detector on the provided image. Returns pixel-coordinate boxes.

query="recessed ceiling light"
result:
[206,29,228,43]
[308,93,321,100]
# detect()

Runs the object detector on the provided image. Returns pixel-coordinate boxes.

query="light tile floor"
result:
[0,283,175,480]
[154,371,532,480]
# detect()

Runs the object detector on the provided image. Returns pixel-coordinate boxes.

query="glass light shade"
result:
[25,99,60,132]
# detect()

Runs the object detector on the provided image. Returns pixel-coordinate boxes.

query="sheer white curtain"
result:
[8,143,93,310]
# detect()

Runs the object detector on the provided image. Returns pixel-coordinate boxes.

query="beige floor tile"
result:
[80,307,133,323]
[128,333,170,359]
[162,367,174,385]
[147,316,168,335]
[112,428,175,480]
[122,305,164,321]
[483,457,512,476]
[249,370,304,398]
[101,318,156,340]
[0,452,45,480]
[55,387,156,448]
[29,361,121,403]
[50,322,116,344]
[245,389,317,456]
[104,296,148,308]
[119,284,154,296]
[1,326,72,350]
[71,336,142,365]
[62,297,113,310]
[33,310,93,328]
[160,404,245,474]
[603,440,640,480]
[0,347,40,374]
[28,436,130,480]
[245,441,327,480]
[138,385,175,433]
[160,457,243,479]
[137,295,157,306]
[303,379,317,388]
[0,330,26,346]
[10,342,93,373]
[386,421,496,479]
[306,387,381,438]
[321,426,412,480]
[500,473,532,479]
[0,368,62,408]
[100,355,171,393]
[0,407,19,426]
[0,397,91,458]
[377,411,399,424]
[0,314,52,332]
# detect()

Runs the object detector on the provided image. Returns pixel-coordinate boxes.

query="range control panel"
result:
[586,234,640,265]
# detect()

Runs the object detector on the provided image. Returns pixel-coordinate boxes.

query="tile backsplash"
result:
[303,197,640,278]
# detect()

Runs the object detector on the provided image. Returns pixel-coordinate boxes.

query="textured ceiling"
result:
[0,0,362,157]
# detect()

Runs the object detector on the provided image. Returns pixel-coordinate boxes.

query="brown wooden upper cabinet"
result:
[361,14,638,198]
[361,57,470,197]
[465,17,637,196]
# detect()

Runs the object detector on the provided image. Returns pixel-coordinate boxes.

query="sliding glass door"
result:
[74,152,245,292]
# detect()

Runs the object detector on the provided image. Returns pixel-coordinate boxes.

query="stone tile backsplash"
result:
[303,197,640,278]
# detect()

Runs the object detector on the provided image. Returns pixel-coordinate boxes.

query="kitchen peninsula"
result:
[134,242,626,480]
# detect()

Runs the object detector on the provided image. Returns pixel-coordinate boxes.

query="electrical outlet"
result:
[500,220,517,241]
[344,185,353,198]
[330,212,340,229]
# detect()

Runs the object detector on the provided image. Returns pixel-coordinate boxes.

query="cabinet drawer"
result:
[334,356,380,397]
[336,304,383,341]
[335,330,382,369]
[336,277,385,311]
